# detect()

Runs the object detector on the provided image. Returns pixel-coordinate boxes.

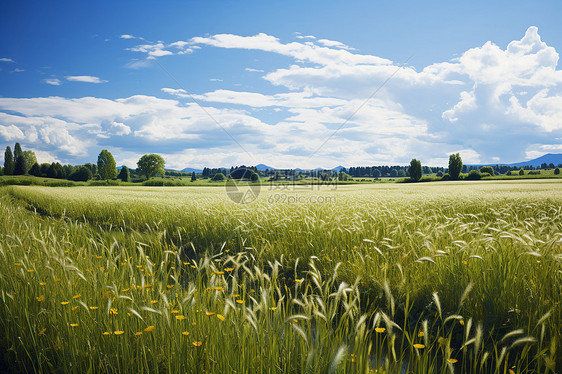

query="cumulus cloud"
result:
[65,75,107,83]
[0,58,15,63]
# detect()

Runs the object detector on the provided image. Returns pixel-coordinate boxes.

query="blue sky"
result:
[1,0,561,169]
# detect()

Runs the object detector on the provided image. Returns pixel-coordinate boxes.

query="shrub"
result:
[519,169,525,176]
[466,170,482,180]
[68,166,93,182]
[441,173,450,181]
[479,166,494,175]
[211,173,225,181]
[555,168,560,175]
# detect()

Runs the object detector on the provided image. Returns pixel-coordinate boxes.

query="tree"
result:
[373,169,381,179]
[466,170,482,180]
[390,169,398,177]
[211,172,225,181]
[29,163,41,177]
[68,166,93,182]
[479,166,494,175]
[40,163,50,177]
[397,169,406,177]
[191,172,196,182]
[250,172,259,182]
[408,159,422,182]
[117,166,130,182]
[13,143,26,175]
[448,153,463,180]
[22,150,37,173]
[4,146,14,175]
[519,169,525,176]
[555,168,560,175]
[97,150,117,180]
[137,154,165,180]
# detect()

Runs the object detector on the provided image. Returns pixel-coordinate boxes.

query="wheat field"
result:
[0,180,560,373]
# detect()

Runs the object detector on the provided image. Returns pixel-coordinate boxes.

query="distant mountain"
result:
[255,163,276,171]
[331,165,346,172]
[508,153,562,167]
[181,167,203,173]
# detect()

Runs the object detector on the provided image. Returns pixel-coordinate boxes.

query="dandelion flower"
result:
[236,300,244,304]
[36,295,45,302]
[166,285,174,289]
[217,314,225,321]
[418,331,424,337]
[413,344,425,349]
[447,358,458,364]
[459,320,465,326]
[95,256,102,259]
[121,288,130,292]
[70,323,78,327]
[224,268,234,272]
[89,306,99,310]
[144,326,155,332]
[110,308,118,315]
[150,300,158,304]
[214,271,224,275]
[102,332,110,336]
[61,301,70,305]
[292,319,298,323]
[462,260,468,265]
[144,284,152,288]
[39,282,47,286]
[114,331,124,335]
[14,263,22,266]
[170,310,180,314]
[269,307,277,311]
[182,331,190,336]
[205,312,215,317]
[72,294,81,299]
[135,332,143,336]
[54,278,62,282]
[72,306,79,311]
[27,269,35,273]
[509,370,515,374]
[232,294,240,298]
[375,327,386,333]
[192,341,202,347]
[175,315,186,320]
[295,279,303,283]
[38,328,47,336]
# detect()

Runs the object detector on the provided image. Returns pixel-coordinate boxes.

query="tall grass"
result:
[0,180,560,372]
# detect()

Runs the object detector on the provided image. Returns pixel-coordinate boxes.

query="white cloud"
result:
[0,58,14,63]
[43,78,62,86]
[209,78,223,82]
[0,124,25,141]
[317,39,353,50]
[65,75,107,83]
[245,68,264,73]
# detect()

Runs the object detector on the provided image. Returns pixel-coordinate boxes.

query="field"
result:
[0,180,561,373]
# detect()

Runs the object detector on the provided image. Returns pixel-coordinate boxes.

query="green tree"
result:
[137,154,165,180]
[519,168,525,176]
[29,162,41,177]
[191,172,196,182]
[117,166,130,182]
[211,172,225,181]
[0,166,3,176]
[479,166,494,175]
[448,153,463,180]
[13,143,26,175]
[555,168,560,175]
[97,150,117,180]
[408,159,422,182]
[250,171,259,182]
[397,169,406,177]
[68,166,93,182]
[22,150,37,173]
[390,169,398,177]
[373,169,381,179]
[4,146,14,175]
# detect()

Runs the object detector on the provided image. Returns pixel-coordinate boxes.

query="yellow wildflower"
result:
[375,327,386,333]
[217,314,226,321]
[413,344,425,349]
[144,326,155,332]
[36,295,45,302]
[70,323,78,327]
[61,301,70,305]
[38,328,47,336]
[114,331,124,335]
[192,341,202,347]
[182,331,190,336]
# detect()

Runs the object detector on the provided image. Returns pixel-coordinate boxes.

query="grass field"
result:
[0,180,560,373]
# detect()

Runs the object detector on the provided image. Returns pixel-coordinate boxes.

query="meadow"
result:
[0,180,560,373]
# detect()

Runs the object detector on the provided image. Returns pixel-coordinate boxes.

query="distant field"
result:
[0,180,560,372]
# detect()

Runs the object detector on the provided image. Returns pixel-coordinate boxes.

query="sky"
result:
[1,0,561,170]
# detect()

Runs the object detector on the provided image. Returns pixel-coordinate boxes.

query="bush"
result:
[436,171,443,177]
[68,166,93,182]
[555,168,560,175]
[479,166,494,175]
[441,173,450,181]
[528,170,541,175]
[89,180,120,186]
[211,173,225,181]
[506,171,512,176]
[519,169,525,176]
[466,170,482,180]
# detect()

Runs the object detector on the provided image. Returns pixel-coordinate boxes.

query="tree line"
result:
[1,145,167,183]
